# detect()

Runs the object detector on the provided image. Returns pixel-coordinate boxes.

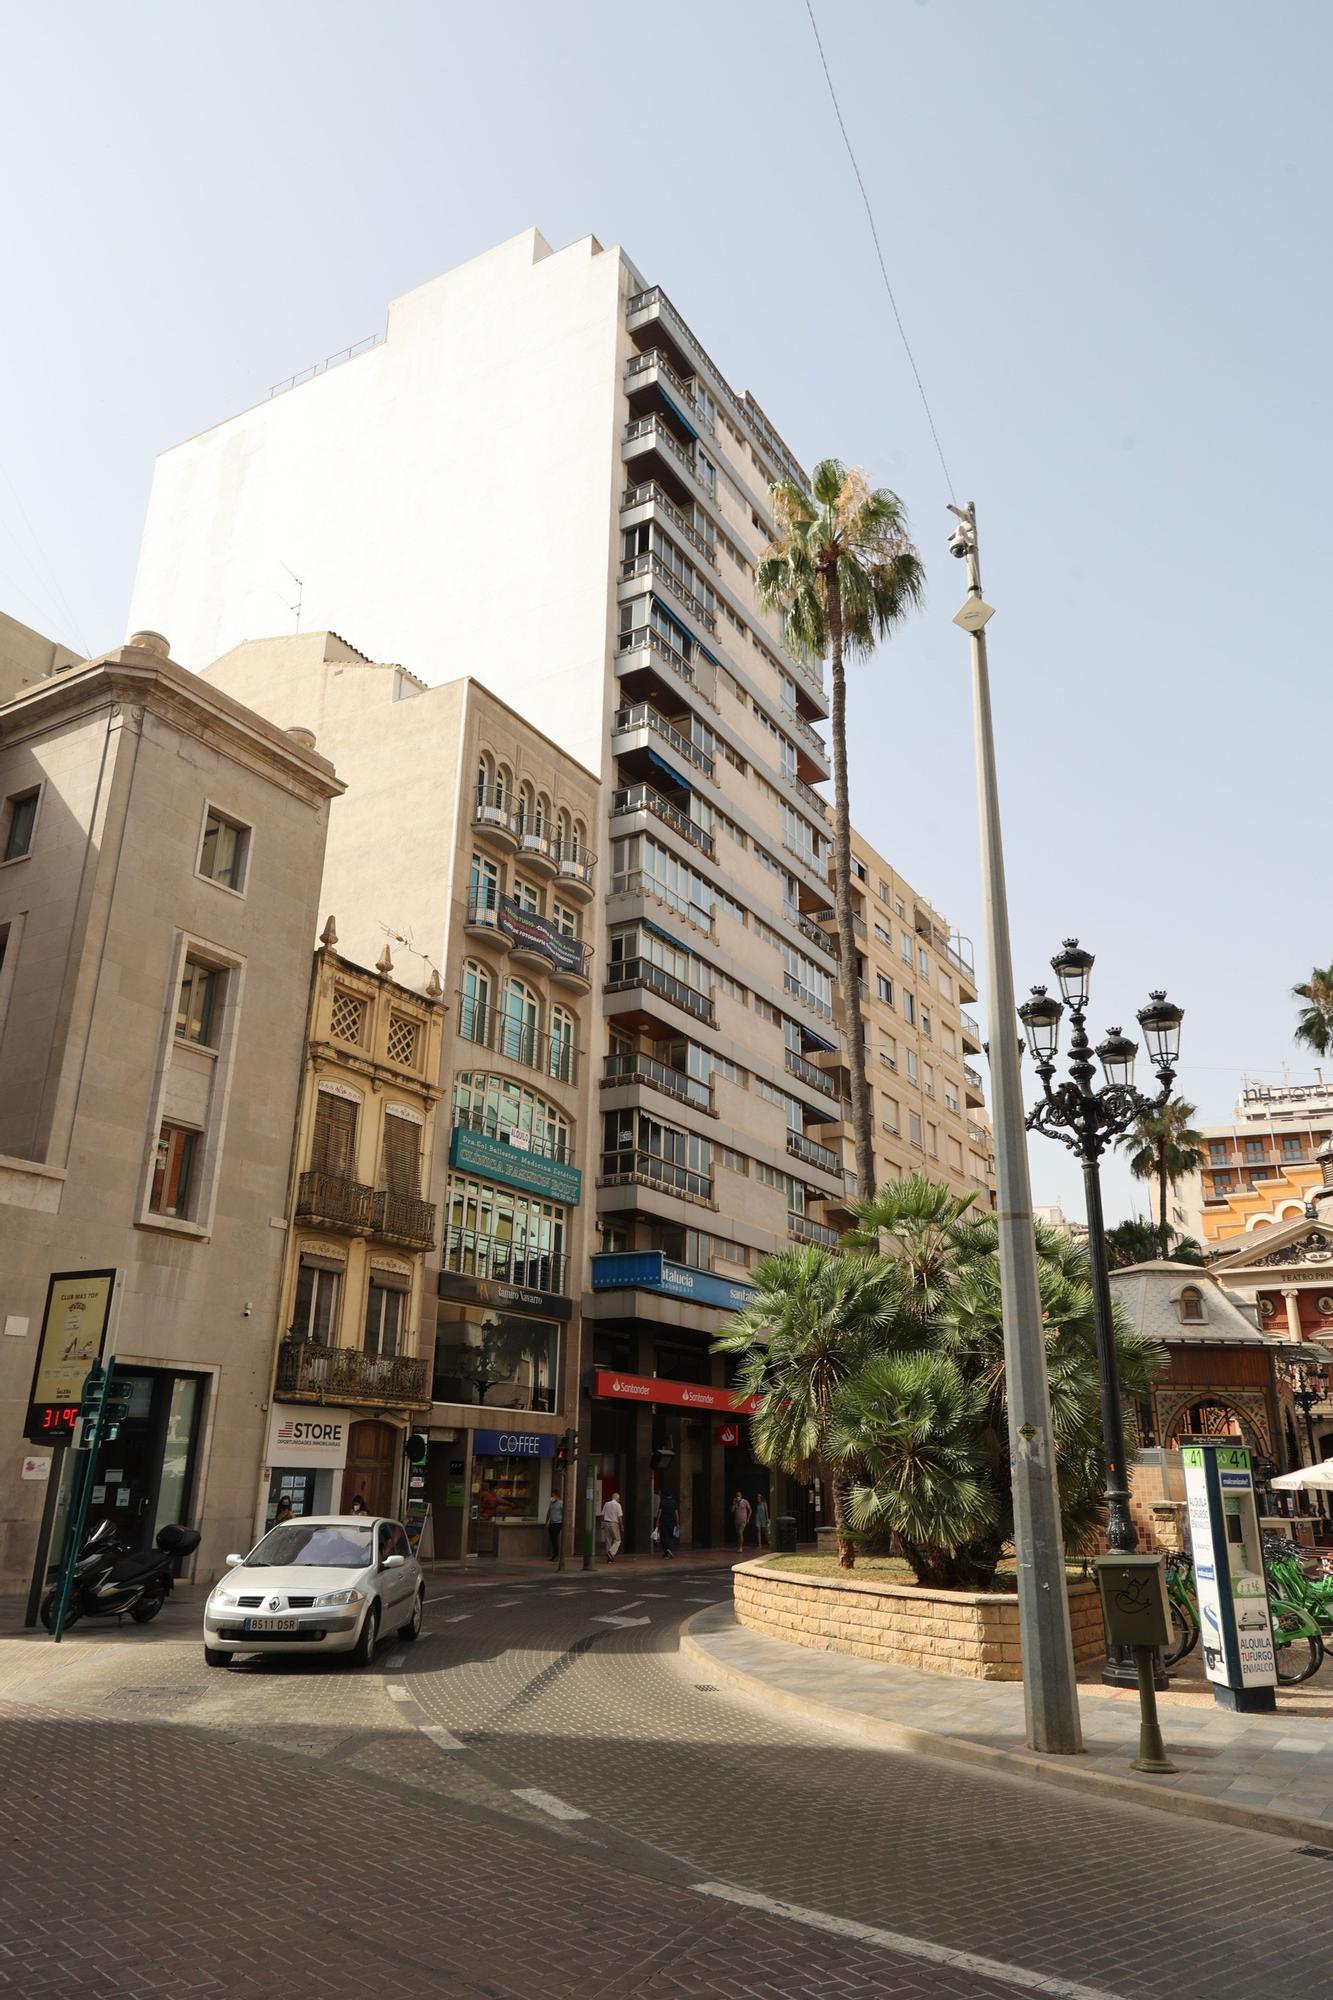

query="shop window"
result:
[2,787,39,862]
[292,1258,341,1343]
[150,1123,198,1218]
[311,1089,359,1177]
[175,957,221,1046]
[363,1279,404,1359]
[433,1302,559,1411]
[198,806,250,892]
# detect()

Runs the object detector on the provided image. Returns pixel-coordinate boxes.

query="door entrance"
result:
[83,1369,204,1553]
[341,1420,398,1516]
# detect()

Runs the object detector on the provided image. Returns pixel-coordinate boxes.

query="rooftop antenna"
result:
[279,560,304,632]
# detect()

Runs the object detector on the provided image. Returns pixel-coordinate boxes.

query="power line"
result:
[803,0,957,502]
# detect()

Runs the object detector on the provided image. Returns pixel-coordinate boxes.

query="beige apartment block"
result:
[261,938,446,1540]
[0,633,339,1592]
[814,828,996,1226]
[132,227,994,1552]
[0,609,81,707]
[203,634,602,1560]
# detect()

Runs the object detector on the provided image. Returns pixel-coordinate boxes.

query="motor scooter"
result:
[40,1519,201,1630]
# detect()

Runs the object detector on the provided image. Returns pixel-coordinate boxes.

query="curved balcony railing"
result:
[455,993,579,1085]
[472,786,519,837]
[443,1226,568,1297]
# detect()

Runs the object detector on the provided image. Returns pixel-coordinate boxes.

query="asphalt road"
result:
[4,1559,1333,1999]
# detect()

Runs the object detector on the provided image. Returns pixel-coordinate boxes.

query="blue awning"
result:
[802,1026,838,1053]
[651,595,692,642]
[646,747,691,794]
[642,918,686,950]
[657,389,699,442]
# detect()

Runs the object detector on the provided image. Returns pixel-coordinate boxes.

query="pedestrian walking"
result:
[731,1489,752,1554]
[602,1490,624,1562]
[753,1493,770,1548]
[655,1491,678,1557]
[546,1487,564,1561]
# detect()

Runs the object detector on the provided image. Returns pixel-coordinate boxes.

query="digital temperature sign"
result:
[24,1269,117,1445]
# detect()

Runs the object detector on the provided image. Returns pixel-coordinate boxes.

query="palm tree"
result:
[1293,963,1333,1058]
[1104,1218,1206,1269]
[1117,1097,1206,1259]
[712,1246,906,1568]
[756,462,925,1200]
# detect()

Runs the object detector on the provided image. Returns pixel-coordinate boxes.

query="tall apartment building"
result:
[0,632,339,1589]
[203,633,602,1561]
[0,609,81,706]
[132,228,991,1551]
[814,828,995,1228]
[1156,1080,1333,1250]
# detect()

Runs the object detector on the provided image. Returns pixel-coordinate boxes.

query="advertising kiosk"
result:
[1182,1440,1278,1713]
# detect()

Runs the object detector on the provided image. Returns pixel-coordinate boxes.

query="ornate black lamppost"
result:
[1019,942,1183,1686]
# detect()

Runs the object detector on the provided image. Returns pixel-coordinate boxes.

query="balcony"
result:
[612,781,714,858]
[491,899,592,991]
[622,482,716,567]
[295,1170,374,1234]
[613,702,714,778]
[960,1009,982,1051]
[618,621,696,689]
[554,845,596,902]
[599,1147,713,1207]
[622,415,714,511]
[517,827,557,879]
[784,1046,838,1098]
[456,994,579,1086]
[465,892,511,950]
[781,769,828,820]
[472,787,519,853]
[810,905,866,943]
[620,550,717,633]
[967,1122,988,1146]
[964,1063,985,1105]
[784,969,834,1023]
[788,1212,841,1249]
[624,345,716,436]
[605,956,715,1027]
[370,1188,437,1252]
[787,1130,840,1175]
[276,1339,430,1410]
[782,705,828,766]
[602,1050,714,1114]
[443,1226,569,1298]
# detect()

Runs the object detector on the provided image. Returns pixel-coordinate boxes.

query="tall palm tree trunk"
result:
[827,583,875,1201]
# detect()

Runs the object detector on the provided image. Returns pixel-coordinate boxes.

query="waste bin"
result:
[775,1515,797,1553]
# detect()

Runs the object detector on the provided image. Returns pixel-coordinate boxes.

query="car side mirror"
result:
[381,1553,405,1569]
[224,1554,244,1568]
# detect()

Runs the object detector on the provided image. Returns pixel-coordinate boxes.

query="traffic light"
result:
[555,1427,576,1470]
[404,1430,429,1466]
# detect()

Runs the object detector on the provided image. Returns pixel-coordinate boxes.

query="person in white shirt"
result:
[601,1490,624,1563]
[546,1488,564,1561]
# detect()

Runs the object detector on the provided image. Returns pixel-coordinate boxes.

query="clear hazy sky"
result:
[4,1,1328,1222]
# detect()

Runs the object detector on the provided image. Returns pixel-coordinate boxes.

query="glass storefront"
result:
[468,1451,545,1556]
[432,1302,560,1413]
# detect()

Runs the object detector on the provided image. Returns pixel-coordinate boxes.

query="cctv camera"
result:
[947,525,971,559]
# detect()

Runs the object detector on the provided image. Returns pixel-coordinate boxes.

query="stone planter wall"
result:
[733,1560,1106,1682]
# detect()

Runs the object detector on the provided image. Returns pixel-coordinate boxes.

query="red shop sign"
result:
[593,1369,759,1415]
[716,1421,740,1447]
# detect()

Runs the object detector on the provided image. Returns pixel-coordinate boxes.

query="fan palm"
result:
[712,1246,907,1568]
[1117,1098,1206,1259]
[755,461,925,1200]
[1104,1218,1205,1269]
[1293,964,1333,1059]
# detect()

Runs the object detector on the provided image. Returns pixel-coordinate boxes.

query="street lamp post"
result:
[1280,1358,1331,1520]
[1019,945,1183,1687]
[950,503,1082,1756]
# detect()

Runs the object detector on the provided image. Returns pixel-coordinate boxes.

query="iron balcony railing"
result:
[784,1046,836,1096]
[455,994,579,1084]
[295,1170,374,1232]
[605,956,716,1026]
[960,1009,981,1042]
[810,906,866,941]
[472,785,519,837]
[276,1339,430,1407]
[602,1050,713,1113]
[452,1104,574,1164]
[782,704,828,763]
[783,970,834,1022]
[553,845,596,890]
[621,482,716,565]
[787,1130,840,1175]
[599,1147,713,1206]
[624,346,716,433]
[964,1064,984,1090]
[623,414,707,491]
[620,550,717,631]
[618,622,695,686]
[781,768,828,819]
[612,782,714,858]
[613,702,714,777]
[787,1211,840,1248]
[371,1189,437,1250]
[609,868,715,934]
[967,1123,988,1146]
[443,1226,569,1297]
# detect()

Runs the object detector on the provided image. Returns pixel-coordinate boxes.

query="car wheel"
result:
[352,1602,380,1668]
[203,1644,233,1668]
[399,1590,423,1643]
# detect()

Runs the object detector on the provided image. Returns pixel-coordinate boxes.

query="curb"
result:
[680,1606,1333,1852]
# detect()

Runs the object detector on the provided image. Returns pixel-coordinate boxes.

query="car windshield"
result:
[244,1524,373,1569]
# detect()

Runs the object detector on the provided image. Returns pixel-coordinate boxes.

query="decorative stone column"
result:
[1283,1286,1304,1341]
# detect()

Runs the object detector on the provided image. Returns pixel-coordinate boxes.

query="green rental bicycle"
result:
[1162,1550,1324,1685]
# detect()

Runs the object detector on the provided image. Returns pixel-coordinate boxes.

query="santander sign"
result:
[593,1370,760,1415]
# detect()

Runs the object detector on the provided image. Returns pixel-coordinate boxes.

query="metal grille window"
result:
[387,1013,419,1067]
[312,1091,359,1176]
[330,989,366,1044]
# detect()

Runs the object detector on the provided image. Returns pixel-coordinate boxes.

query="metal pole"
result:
[955,503,1082,1755]
[1081,1156,1135,1553]
[23,1435,68,1628]
[582,1461,596,1571]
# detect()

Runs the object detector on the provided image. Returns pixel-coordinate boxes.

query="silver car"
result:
[203,1515,423,1668]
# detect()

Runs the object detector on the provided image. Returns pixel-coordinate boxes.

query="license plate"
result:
[243,1617,299,1633]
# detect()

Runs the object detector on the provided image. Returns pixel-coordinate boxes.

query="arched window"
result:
[495,763,512,812]
[476,754,493,809]
[500,975,539,1065]
[535,793,550,839]
[1179,1286,1206,1324]
[460,960,492,1044]
[517,782,534,836]
[554,810,572,862]
[572,818,587,861]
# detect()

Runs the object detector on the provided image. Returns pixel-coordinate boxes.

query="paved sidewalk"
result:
[683,1604,1333,1845]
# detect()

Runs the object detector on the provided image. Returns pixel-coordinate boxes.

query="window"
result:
[717,969,748,1005]
[717,1144,748,1175]
[2,788,39,862]
[923,1064,935,1099]
[311,1089,359,1177]
[900,932,914,964]
[878,879,892,903]
[550,1005,575,1085]
[948,1136,963,1170]
[150,1122,198,1218]
[874,922,891,947]
[906,1050,919,1083]
[292,1258,341,1343]
[714,1054,748,1086]
[909,1112,923,1149]
[927,1122,939,1156]
[903,991,916,1027]
[876,973,894,1006]
[882,1095,900,1133]
[460,961,493,1044]
[919,946,930,978]
[380,1111,421,1196]
[175,958,219,1045]
[387,1013,419,1068]
[754,996,778,1023]
[552,902,579,941]
[512,878,541,916]
[941,1026,956,1056]
[1282,1135,1304,1161]
[939,972,953,1002]
[920,1008,931,1039]
[895,898,905,919]
[1212,1170,1233,1190]
[1178,1287,1206,1324]
[1209,1141,1229,1164]
[469,851,500,912]
[330,989,366,1045]
[363,1278,405,1359]
[944,1086,959,1114]
[198,808,250,892]
[453,1073,570,1159]
[1244,1139,1266,1163]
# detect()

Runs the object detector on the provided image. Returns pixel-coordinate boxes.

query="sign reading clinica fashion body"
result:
[265,1407,352,1469]
[590,1252,758,1313]
[448,1126,582,1206]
